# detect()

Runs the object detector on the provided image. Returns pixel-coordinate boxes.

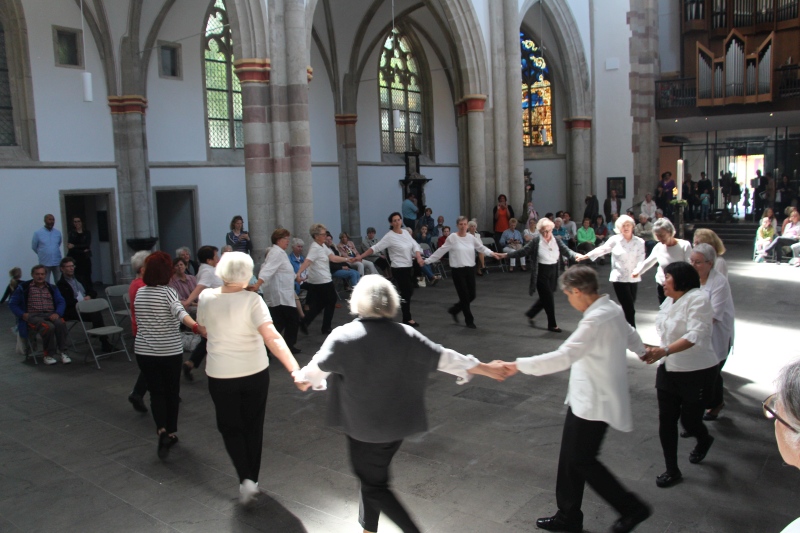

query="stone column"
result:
[565,117,592,217]
[335,114,360,238]
[504,0,525,216]
[464,95,488,226]
[234,58,273,256]
[108,95,153,252]
[456,102,469,216]
[489,0,509,200]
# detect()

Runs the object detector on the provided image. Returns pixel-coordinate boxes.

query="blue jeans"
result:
[333,268,360,287]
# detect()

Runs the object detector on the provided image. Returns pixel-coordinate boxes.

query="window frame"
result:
[52,25,83,69]
[157,41,182,80]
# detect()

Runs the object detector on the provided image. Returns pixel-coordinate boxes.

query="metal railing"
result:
[777,65,800,98]
[656,78,697,109]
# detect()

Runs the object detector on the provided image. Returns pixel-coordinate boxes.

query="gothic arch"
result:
[226,0,268,60]
[0,0,37,160]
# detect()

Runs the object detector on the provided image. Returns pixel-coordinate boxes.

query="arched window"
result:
[204,0,242,149]
[379,29,422,154]
[521,32,553,147]
[0,19,15,146]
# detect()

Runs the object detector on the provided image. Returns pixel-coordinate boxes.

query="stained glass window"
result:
[0,20,16,146]
[204,0,242,149]
[379,29,422,154]
[521,32,553,147]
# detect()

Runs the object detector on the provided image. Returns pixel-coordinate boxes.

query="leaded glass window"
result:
[379,29,422,154]
[521,32,553,147]
[0,20,15,146]
[204,0,242,149]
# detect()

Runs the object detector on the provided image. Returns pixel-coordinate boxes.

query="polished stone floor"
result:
[1,244,798,533]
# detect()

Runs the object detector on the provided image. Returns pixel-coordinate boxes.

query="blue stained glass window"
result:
[521,32,553,147]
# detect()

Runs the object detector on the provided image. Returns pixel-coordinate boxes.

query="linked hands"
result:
[642,346,666,365]
[492,252,507,260]
[469,360,517,382]
[291,370,312,391]
[575,254,589,262]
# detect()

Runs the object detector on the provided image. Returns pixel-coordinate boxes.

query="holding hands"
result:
[575,254,589,262]
[468,360,517,382]
[492,252,507,260]
[642,345,666,365]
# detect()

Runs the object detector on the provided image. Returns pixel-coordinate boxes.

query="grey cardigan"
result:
[315,318,445,443]
[506,234,577,295]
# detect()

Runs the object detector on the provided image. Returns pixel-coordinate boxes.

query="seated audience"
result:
[326,233,360,288]
[635,213,657,257]
[416,225,434,247]
[437,226,451,248]
[524,218,538,242]
[562,212,578,249]
[57,257,113,352]
[1,266,22,304]
[359,227,390,276]
[176,246,199,276]
[760,209,800,263]
[168,258,198,316]
[499,218,526,272]
[755,217,776,259]
[576,217,596,254]
[416,207,435,236]
[338,232,377,276]
[593,215,608,244]
[552,217,568,242]
[641,192,657,220]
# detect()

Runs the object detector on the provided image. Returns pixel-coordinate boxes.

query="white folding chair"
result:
[76,299,131,369]
[480,237,506,273]
[105,284,131,328]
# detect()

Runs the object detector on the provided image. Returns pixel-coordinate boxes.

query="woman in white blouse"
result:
[632,218,692,304]
[198,252,302,504]
[576,215,645,327]
[692,228,728,277]
[425,216,504,329]
[357,212,425,327]
[642,262,718,488]
[690,244,735,422]
[251,229,302,354]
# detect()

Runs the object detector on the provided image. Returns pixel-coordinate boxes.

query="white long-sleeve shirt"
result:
[655,289,718,372]
[370,230,421,268]
[258,246,297,307]
[425,233,493,268]
[632,239,692,285]
[586,234,645,283]
[700,269,735,363]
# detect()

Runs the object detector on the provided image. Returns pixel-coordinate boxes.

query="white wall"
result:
[658,0,681,75]
[309,40,338,163]
[591,2,634,213]
[311,166,342,236]
[21,0,115,162]
[524,158,567,214]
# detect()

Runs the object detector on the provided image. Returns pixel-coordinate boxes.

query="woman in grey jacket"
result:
[293,275,509,533]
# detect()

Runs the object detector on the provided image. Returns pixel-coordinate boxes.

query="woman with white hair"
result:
[425,216,504,329]
[764,360,800,532]
[576,214,645,327]
[632,218,692,304]
[198,251,302,504]
[505,217,578,332]
[690,243,735,422]
[293,275,509,533]
[466,218,487,275]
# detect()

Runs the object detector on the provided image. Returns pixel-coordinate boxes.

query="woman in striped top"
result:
[135,251,205,459]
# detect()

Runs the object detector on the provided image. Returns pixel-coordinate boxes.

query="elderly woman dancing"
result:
[642,262,718,488]
[506,217,578,333]
[293,275,508,533]
[632,218,692,304]
[690,244,735,422]
[198,252,302,504]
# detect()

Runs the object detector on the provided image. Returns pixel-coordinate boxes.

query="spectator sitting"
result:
[641,193,657,221]
[32,214,63,284]
[416,225,433,247]
[405,228,440,286]
[416,207,436,237]
[176,246,200,276]
[781,207,798,235]
[338,232,378,277]
[562,212,578,249]
[500,218,526,272]
[523,218,538,242]
[168,258,198,316]
[326,233,360,288]
[57,257,113,352]
[759,209,800,263]
[433,216,445,238]
[606,212,620,235]
[359,227,390,277]
[594,215,608,244]
[576,217,596,255]
[9,264,70,365]
[635,213,656,257]
[552,217,568,242]
[654,209,667,222]
[755,217,776,259]
[1,266,22,304]
[437,226,451,248]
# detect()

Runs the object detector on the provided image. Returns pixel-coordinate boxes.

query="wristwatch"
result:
[664,345,670,356]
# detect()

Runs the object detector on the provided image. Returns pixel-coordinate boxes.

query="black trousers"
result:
[347,436,421,533]
[189,337,208,368]
[449,266,477,326]
[132,371,148,397]
[268,304,299,349]
[707,358,727,409]
[528,263,558,328]
[391,267,414,323]
[657,283,666,305]
[555,409,646,525]
[303,282,337,332]
[763,236,798,261]
[208,368,270,483]
[612,282,638,328]
[656,364,716,473]
[136,353,182,434]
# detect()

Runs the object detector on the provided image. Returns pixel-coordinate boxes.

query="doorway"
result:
[154,188,199,258]
[60,190,120,287]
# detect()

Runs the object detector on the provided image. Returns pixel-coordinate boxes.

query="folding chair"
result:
[419,243,447,279]
[76,299,131,369]
[480,237,506,273]
[105,284,131,328]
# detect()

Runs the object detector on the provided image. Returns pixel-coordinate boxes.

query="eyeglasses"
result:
[763,393,799,434]
[689,259,709,266]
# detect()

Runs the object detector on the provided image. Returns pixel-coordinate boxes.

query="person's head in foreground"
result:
[766,360,800,470]
[216,252,254,288]
[559,265,599,312]
[349,274,399,319]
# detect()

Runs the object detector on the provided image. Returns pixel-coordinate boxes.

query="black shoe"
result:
[182,363,193,382]
[535,515,582,532]
[128,393,147,413]
[548,326,563,333]
[689,436,714,464]
[448,307,459,323]
[405,320,420,328]
[655,470,682,488]
[289,346,301,354]
[680,430,692,438]
[612,504,652,533]
[157,432,171,459]
[299,321,309,335]
[466,323,477,329]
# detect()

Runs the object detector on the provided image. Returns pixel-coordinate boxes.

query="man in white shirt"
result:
[640,193,657,221]
[182,245,222,380]
[505,266,651,533]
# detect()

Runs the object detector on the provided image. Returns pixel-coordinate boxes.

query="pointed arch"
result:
[0,0,37,159]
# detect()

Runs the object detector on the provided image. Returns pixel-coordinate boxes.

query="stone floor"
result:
[1,244,798,533]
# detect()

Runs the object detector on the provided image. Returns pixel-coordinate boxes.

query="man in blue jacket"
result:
[9,264,71,365]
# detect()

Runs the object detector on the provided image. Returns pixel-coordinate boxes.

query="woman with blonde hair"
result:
[692,228,728,277]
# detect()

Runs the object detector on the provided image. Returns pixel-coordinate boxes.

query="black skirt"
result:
[655,363,717,404]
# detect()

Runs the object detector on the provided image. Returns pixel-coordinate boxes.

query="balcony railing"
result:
[684,0,798,30]
[777,65,800,98]
[656,78,698,109]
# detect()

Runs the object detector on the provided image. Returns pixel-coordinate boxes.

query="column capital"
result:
[108,95,147,114]
[335,114,358,125]
[234,58,271,84]
[458,94,488,112]
[307,66,314,83]
[564,116,592,129]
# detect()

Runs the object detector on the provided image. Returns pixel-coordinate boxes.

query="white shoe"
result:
[43,355,57,365]
[60,353,72,364]
[239,479,259,504]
